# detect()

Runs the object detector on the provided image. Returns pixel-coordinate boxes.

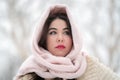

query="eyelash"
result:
[49,31,56,35]
[63,31,70,35]
[48,31,71,35]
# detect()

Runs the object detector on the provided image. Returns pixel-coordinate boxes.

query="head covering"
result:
[14,4,87,80]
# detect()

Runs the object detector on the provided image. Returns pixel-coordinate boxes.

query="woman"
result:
[14,4,120,80]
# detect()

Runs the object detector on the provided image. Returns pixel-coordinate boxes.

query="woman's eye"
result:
[63,31,71,35]
[49,31,57,35]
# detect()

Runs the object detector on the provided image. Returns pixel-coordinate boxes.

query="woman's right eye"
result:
[48,31,57,35]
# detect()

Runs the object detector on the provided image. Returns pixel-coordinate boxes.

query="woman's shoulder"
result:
[78,55,120,80]
[86,55,116,73]
[86,55,120,74]
[86,55,99,63]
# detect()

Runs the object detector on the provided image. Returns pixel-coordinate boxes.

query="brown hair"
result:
[38,11,72,49]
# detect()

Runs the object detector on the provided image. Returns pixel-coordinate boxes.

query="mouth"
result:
[55,45,65,49]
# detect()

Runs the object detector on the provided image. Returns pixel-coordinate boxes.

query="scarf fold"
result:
[14,4,87,80]
[15,48,87,79]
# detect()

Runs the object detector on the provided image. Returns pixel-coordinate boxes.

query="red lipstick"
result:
[56,45,65,49]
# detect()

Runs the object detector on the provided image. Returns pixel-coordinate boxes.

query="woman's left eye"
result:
[48,31,57,35]
[63,31,71,35]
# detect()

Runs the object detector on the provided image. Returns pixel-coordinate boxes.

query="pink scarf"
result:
[14,4,87,80]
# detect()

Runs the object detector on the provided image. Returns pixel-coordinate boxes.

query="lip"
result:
[55,45,65,49]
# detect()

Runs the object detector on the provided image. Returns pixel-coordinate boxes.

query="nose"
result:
[56,34,64,42]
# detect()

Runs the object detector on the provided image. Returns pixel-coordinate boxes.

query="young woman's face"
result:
[46,18,73,56]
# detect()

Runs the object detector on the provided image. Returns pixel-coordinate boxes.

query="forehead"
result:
[49,18,68,29]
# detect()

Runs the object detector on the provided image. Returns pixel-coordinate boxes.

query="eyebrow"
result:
[63,27,70,30]
[48,28,57,31]
[48,27,70,31]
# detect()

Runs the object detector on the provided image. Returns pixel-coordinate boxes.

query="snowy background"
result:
[0,0,120,80]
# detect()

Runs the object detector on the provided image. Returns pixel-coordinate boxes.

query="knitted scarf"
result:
[14,4,87,80]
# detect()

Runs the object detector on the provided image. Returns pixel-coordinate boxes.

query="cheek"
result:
[46,37,55,48]
[65,37,73,48]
